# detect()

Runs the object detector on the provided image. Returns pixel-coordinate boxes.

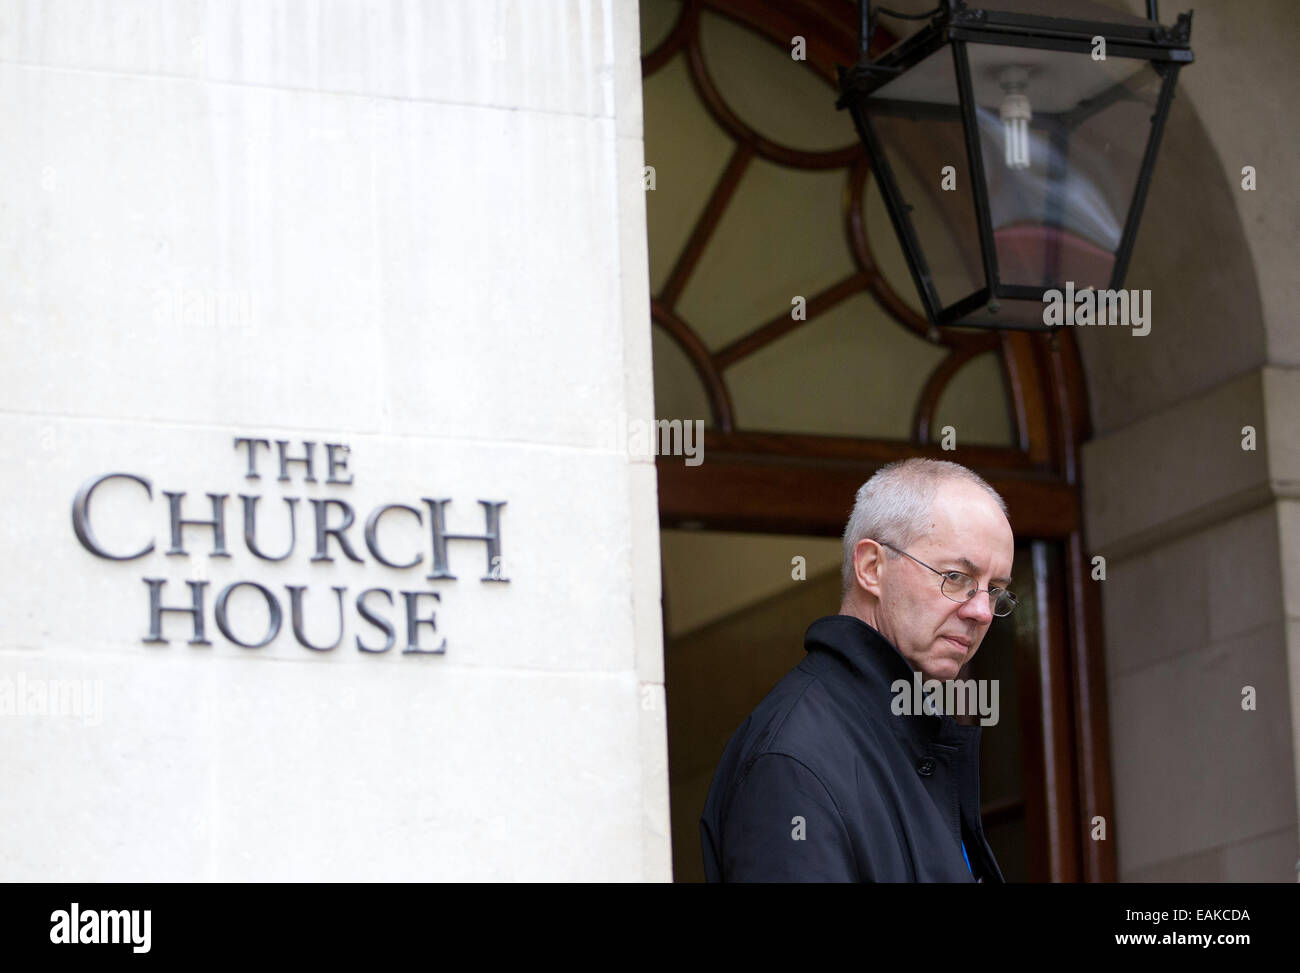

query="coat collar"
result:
[805,613,915,694]
[804,613,978,745]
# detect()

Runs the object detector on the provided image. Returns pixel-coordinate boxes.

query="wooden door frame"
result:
[655,343,1114,882]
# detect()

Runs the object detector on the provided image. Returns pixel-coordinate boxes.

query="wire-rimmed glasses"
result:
[878,541,1018,617]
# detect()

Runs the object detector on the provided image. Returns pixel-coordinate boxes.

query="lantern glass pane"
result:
[967,43,1163,295]
[865,46,984,312]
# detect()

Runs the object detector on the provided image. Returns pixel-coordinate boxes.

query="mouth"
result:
[941,635,972,654]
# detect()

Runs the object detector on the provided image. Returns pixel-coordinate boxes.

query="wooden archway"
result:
[647,0,1115,883]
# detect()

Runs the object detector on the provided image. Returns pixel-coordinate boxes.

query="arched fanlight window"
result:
[643,0,1016,448]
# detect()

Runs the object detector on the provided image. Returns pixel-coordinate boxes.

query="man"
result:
[699,458,1016,882]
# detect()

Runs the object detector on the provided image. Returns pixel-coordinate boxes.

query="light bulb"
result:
[998,66,1032,170]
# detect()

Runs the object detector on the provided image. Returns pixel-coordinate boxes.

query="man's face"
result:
[873,481,1015,682]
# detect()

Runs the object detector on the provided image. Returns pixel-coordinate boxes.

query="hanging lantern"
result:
[837,0,1194,332]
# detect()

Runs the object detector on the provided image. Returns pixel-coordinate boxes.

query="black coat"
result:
[700,614,1005,882]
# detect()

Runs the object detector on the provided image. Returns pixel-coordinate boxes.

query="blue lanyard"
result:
[961,838,973,876]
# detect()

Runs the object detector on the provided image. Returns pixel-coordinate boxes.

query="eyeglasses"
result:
[878,541,1018,617]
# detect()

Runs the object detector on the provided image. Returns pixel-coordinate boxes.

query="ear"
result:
[853,538,886,599]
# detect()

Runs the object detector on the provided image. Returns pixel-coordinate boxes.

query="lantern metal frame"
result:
[836,0,1194,332]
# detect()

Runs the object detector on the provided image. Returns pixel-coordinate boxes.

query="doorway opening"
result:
[640,0,1112,881]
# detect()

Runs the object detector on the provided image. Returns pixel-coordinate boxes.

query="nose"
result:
[958,589,994,625]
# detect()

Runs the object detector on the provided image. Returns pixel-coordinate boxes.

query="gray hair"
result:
[840,458,1008,598]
